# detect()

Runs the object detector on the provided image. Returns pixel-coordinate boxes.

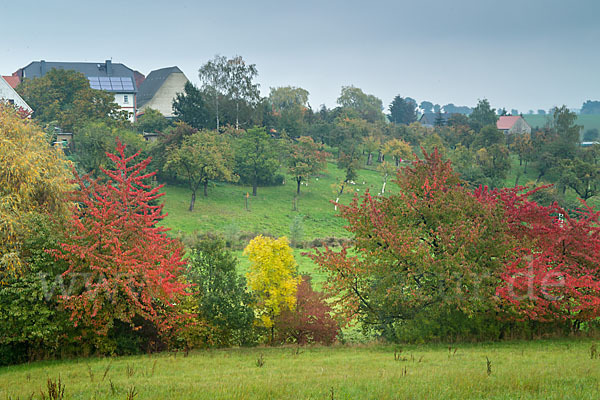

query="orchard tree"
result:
[274,276,340,345]
[494,187,600,324]
[0,105,72,278]
[55,141,190,335]
[287,136,329,194]
[362,135,381,166]
[382,138,412,167]
[235,127,279,196]
[269,86,310,137]
[559,158,600,200]
[337,86,385,123]
[244,235,300,342]
[165,130,237,210]
[309,150,516,337]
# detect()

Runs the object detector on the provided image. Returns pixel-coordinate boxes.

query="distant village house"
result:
[0,76,32,113]
[496,115,531,135]
[136,66,189,118]
[15,60,141,122]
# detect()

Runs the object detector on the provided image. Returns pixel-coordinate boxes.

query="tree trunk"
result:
[252,176,258,196]
[236,102,239,130]
[296,178,301,194]
[367,152,372,165]
[189,190,196,212]
[395,157,399,167]
[216,94,220,131]
[377,150,383,163]
[203,181,208,197]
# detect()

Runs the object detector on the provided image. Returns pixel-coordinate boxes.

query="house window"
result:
[124,95,129,104]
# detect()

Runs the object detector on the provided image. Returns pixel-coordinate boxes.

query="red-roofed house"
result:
[2,75,20,89]
[497,115,531,135]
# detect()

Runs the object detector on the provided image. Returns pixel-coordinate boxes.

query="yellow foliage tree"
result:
[0,104,72,278]
[244,235,300,340]
[382,138,413,167]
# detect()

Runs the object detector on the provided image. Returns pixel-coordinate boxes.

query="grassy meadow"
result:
[1,339,599,399]
[161,162,382,241]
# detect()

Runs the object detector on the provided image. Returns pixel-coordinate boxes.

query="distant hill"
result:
[523,114,600,138]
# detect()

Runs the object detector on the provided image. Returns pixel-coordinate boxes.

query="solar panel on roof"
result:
[87,76,134,92]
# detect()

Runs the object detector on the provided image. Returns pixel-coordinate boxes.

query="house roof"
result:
[19,60,137,93]
[0,76,32,112]
[497,116,521,130]
[419,112,451,126]
[137,66,183,108]
[1,75,20,89]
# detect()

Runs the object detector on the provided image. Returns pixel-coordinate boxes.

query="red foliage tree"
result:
[310,147,600,333]
[275,276,340,345]
[54,141,189,335]
[490,186,600,324]
[309,149,517,330]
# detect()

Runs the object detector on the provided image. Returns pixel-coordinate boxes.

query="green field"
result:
[2,339,598,399]
[161,162,381,242]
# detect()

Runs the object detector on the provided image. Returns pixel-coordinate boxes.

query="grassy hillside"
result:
[2,339,598,399]
[161,162,381,241]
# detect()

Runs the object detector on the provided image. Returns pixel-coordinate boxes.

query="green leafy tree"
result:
[419,101,434,113]
[71,121,145,175]
[135,108,170,133]
[469,99,497,132]
[234,127,279,196]
[287,136,329,194]
[559,157,600,200]
[165,130,237,210]
[337,86,385,123]
[583,128,599,142]
[185,236,254,346]
[382,138,412,167]
[269,86,310,137]
[581,100,600,115]
[199,55,260,130]
[17,69,124,131]
[388,95,417,124]
[226,56,261,129]
[172,82,211,130]
[309,150,516,340]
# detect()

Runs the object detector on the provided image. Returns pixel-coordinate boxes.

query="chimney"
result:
[106,60,112,76]
[40,60,46,76]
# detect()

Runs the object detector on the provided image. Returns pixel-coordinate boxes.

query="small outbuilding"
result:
[497,115,531,135]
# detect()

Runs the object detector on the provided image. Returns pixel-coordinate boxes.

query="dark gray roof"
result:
[19,60,137,93]
[419,112,451,126]
[137,66,183,108]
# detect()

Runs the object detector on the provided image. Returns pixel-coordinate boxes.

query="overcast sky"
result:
[2,0,599,113]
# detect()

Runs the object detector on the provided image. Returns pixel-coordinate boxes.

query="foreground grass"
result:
[1,339,598,399]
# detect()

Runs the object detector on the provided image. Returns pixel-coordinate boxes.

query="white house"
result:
[0,76,32,113]
[137,67,189,118]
